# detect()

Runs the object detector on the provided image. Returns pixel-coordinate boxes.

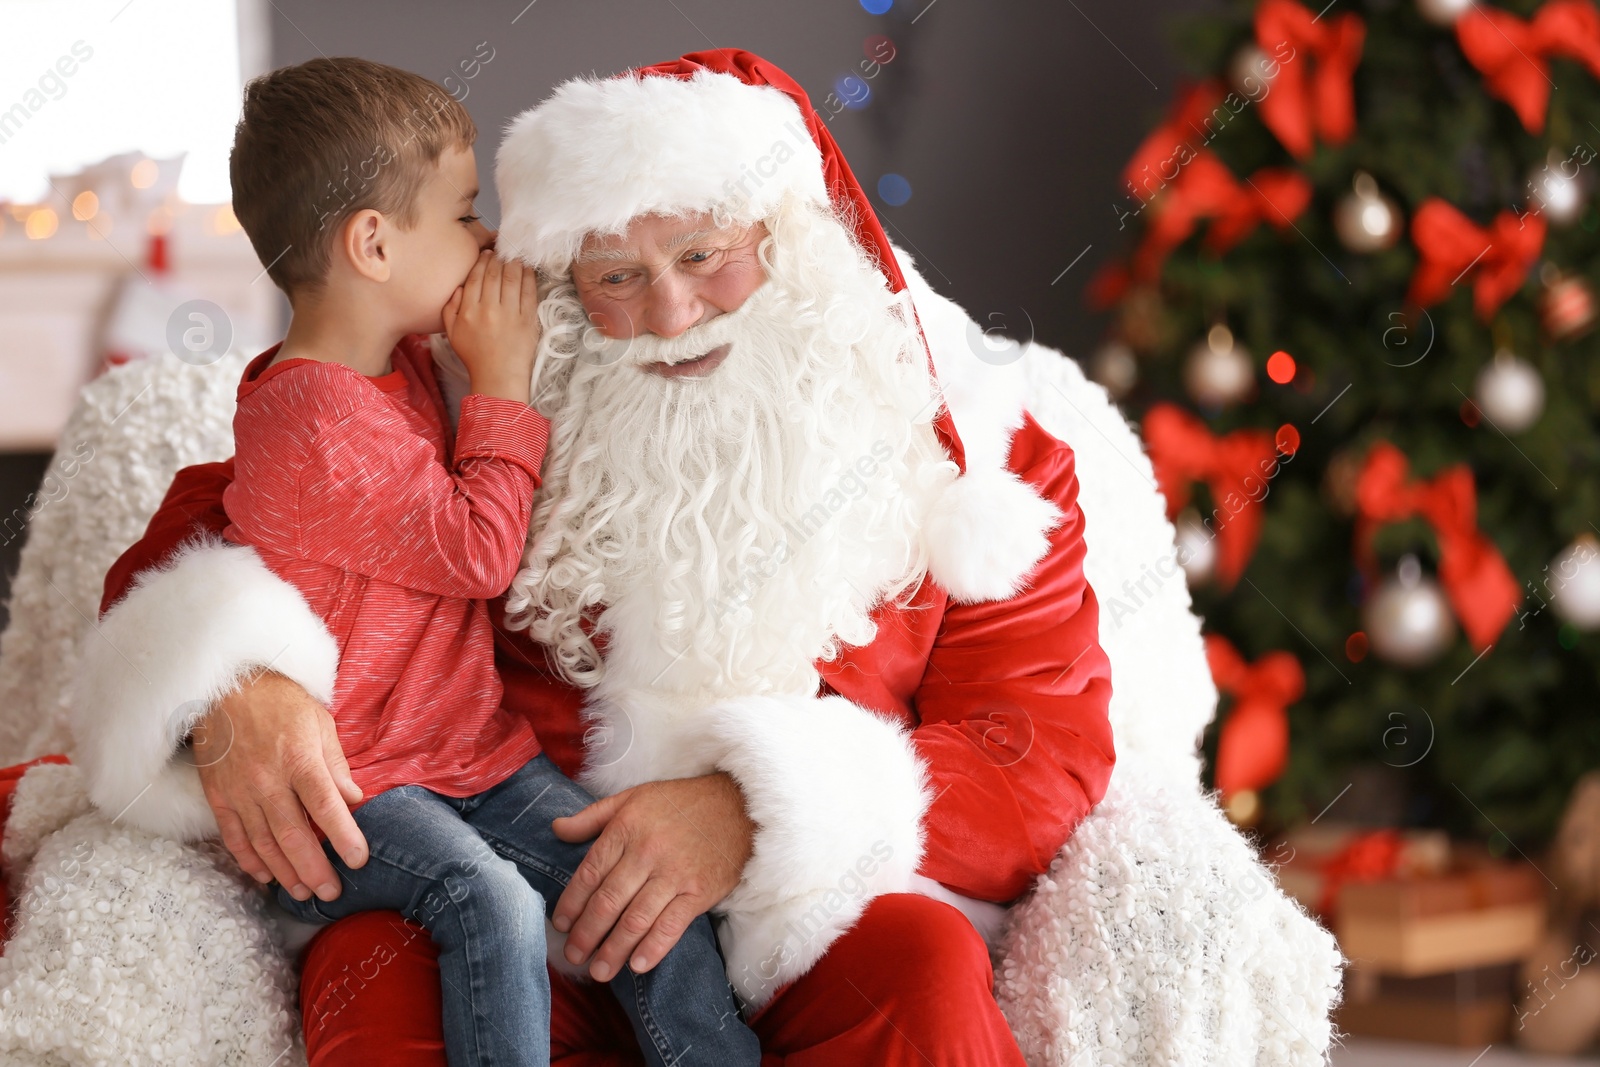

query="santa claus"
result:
[75,51,1115,1064]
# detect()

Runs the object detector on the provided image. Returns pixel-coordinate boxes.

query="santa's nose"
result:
[642,272,706,338]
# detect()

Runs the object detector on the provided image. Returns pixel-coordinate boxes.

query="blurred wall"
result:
[2,0,1212,630]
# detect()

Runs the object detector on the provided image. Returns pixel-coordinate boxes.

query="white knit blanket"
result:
[0,344,1343,1064]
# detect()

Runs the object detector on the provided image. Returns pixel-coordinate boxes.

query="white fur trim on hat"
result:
[924,467,1062,604]
[496,68,829,272]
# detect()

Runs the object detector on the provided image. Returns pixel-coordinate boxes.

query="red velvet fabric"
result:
[294,894,1025,1066]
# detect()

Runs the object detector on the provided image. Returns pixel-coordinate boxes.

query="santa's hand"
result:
[443,249,540,404]
[193,669,368,902]
[550,772,754,981]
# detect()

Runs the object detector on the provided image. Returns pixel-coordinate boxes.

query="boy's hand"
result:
[443,249,541,403]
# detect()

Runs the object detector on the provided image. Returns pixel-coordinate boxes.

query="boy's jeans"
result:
[273,752,759,1067]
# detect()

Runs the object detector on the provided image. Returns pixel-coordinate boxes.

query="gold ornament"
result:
[1087,340,1138,400]
[1228,44,1281,99]
[1225,789,1261,826]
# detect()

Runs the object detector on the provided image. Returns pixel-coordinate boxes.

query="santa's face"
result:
[570,212,768,379]
[506,199,954,695]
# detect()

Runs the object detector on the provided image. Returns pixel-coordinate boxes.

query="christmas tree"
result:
[1087,0,1600,847]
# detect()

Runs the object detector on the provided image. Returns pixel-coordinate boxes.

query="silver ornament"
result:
[1174,508,1218,586]
[1416,0,1472,26]
[1334,172,1402,252]
[1550,535,1600,630]
[1474,349,1545,434]
[1184,324,1254,407]
[1365,554,1457,667]
[1528,148,1588,228]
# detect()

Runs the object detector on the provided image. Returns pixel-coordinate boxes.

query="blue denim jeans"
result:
[273,752,760,1067]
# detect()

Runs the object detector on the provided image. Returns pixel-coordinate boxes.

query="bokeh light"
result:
[24,207,58,240]
[877,173,912,206]
[1266,349,1296,384]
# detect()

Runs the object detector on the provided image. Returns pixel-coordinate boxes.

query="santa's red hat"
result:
[497,50,1067,603]
[496,49,965,468]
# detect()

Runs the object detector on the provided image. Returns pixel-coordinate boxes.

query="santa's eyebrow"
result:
[663,228,714,249]
[575,246,639,264]
[575,227,728,265]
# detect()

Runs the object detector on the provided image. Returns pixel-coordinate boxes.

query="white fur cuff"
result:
[707,694,931,1009]
[68,537,339,842]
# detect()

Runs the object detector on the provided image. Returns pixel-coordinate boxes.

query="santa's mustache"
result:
[582,280,774,369]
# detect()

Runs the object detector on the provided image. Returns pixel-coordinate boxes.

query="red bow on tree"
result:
[1354,442,1520,650]
[1143,403,1283,588]
[1254,0,1366,159]
[1122,79,1228,196]
[1206,634,1304,797]
[1457,0,1600,134]
[1405,199,1545,320]
[1130,152,1313,282]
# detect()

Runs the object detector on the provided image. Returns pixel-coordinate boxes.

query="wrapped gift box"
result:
[1336,860,1546,975]
[1336,962,1518,1047]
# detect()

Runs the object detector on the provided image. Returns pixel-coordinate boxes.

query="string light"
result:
[24,208,58,240]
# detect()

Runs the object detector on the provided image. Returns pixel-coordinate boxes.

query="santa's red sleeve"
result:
[99,459,235,617]
[911,415,1115,902]
[78,452,330,840]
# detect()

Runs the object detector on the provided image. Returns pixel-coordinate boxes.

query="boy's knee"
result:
[423,855,543,944]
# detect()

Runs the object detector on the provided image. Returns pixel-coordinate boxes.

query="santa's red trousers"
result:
[296,893,1025,1065]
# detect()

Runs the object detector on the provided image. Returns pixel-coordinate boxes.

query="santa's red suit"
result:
[85,51,1114,1064]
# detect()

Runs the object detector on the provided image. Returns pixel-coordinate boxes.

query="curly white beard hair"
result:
[503,195,958,722]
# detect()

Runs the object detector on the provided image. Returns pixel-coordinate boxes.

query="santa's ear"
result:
[924,466,1062,603]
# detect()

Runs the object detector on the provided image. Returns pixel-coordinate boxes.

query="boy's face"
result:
[388,144,494,333]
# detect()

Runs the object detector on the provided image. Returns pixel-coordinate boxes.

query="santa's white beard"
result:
[504,204,956,700]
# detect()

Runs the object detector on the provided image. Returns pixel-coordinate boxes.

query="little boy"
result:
[221,57,759,1067]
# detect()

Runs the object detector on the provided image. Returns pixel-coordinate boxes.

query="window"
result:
[0,0,261,204]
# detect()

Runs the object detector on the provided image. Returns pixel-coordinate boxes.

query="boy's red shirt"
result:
[221,335,549,813]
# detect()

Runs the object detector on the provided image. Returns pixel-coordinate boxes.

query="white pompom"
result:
[923,467,1062,603]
